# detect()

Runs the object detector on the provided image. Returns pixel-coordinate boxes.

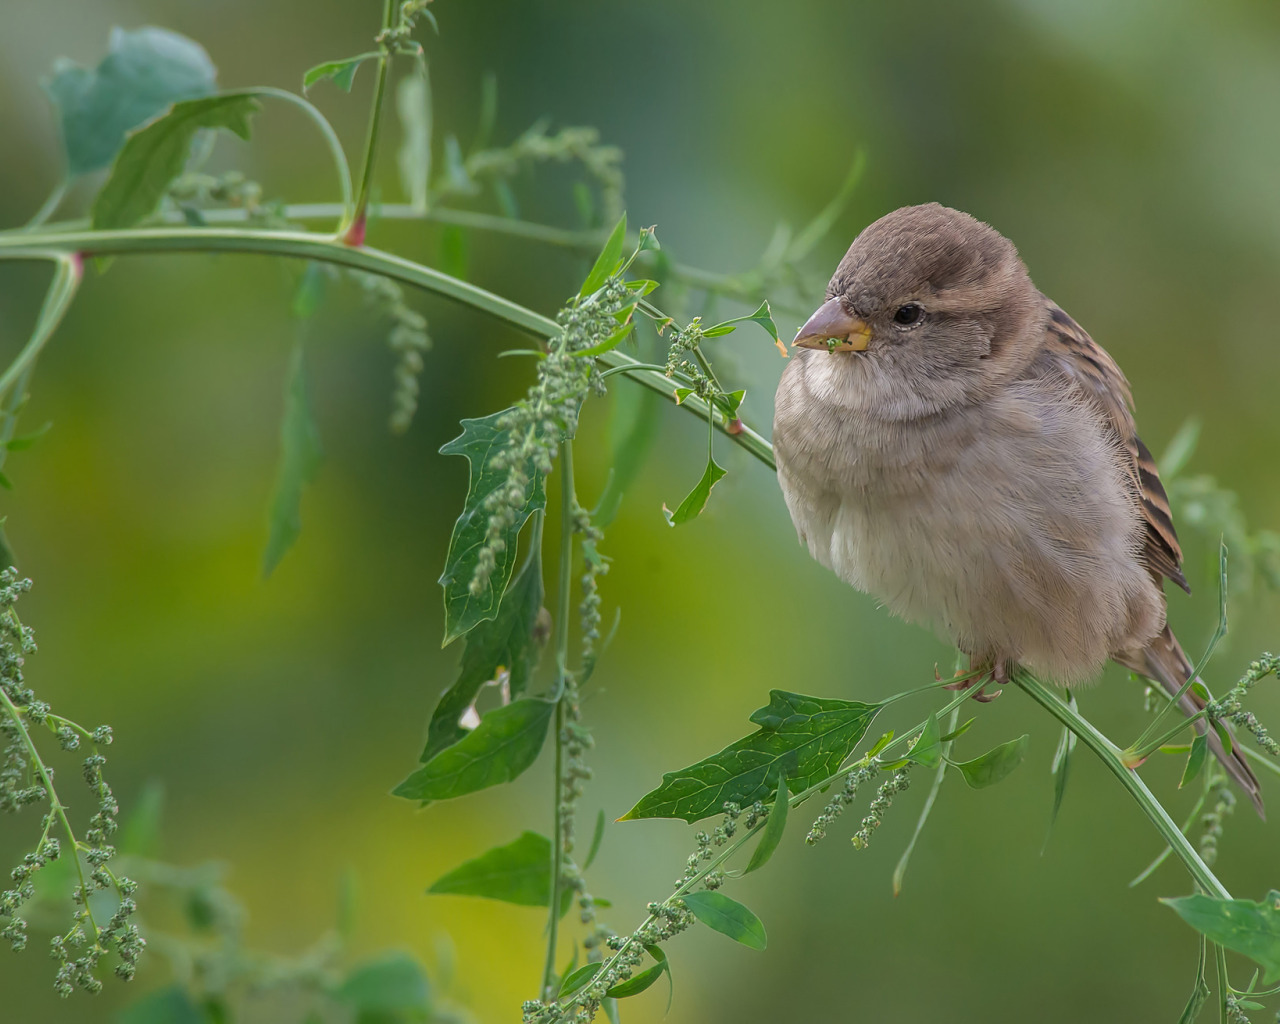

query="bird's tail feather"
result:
[1118,625,1264,818]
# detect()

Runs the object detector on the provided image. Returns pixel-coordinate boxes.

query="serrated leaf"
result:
[1181,733,1209,789]
[607,945,669,1000]
[951,735,1029,789]
[584,809,606,870]
[45,26,217,176]
[302,53,377,93]
[336,953,431,1013]
[744,774,788,874]
[428,831,571,916]
[621,691,883,822]
[396,60,431,212]
[92,93,261,231]
[262,340,323,577]
[393,698,554,803]
[438,410,547,645]
[1162,891,1280,984]
[579,213,627,298]
[682,891,766,951]
[905,713,941,769]
[662,455,726,527]
[421,549,545,762]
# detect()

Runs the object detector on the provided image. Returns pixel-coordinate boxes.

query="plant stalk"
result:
[347,0,396,243]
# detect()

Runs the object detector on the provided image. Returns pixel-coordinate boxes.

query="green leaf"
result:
[45,27,217,176]
[438,410,547,645]
[579,213,627,298]
[1181,733,1209,789]
[302,53,377,93]
[336,953,432,1014]
[951,735,1029,789]
[0,471,14,491]
[1162,891,1280,984]
[115,985,206,1024]
[1160,417,1202,481]
[262,340,323,578]
[1177,936,1210,1024]
[421,549,545,762]
[607,945,670,1000]
[429,831,571,916]
[440,224,469,280]
[744,774,788,874]
[291,262,329,319]
[939,718,976,743]
[4,422,52,452]
[906,713,942,769]
[662,455,726,527]
[701,301,782,349]
[622,691,883,823]
[1043,693,1078,851]
[393,698,554,803]
[682,891,766,951]
[92,93,261,231]
[117,781,164,858]
[396,60,431,213]
[715,389,746,421]
[584,809,606,870]
[894,707,958,896]
[575,319,635,359]
[559,963,603,997]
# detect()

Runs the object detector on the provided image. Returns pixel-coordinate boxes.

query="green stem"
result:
[1014,671,1230,900]
[541,438,576,1001]
[348,0,396,241]
[253,88,354,233]
[22,179,69,231]
[0,252,81,403]
[0,226,778,471]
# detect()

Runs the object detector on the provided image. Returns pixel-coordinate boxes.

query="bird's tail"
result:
[1118,625,1264,817]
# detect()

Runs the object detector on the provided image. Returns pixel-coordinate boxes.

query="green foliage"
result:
[622,691,883,823]
[662,453,725,527]
[336,953,432,1020]
[422,548,545,762]
[303,54,379,93]
[681,892,767,951]
[263,340,323,577]
[428,831,571,916]
[744,774,788,874]
[1163,892,1280,984]
[905,712,942,769]
[604,945,668,1000]
[44,27,217,176]
[579,214,628,298]
[950,735,1030,789]
[393,697,554,803]
[115,986,207,1024]
[437,411,547,645]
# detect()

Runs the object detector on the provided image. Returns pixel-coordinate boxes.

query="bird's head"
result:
[791,203,1044,415]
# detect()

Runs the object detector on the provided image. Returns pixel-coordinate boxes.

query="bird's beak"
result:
[792,298,872,353]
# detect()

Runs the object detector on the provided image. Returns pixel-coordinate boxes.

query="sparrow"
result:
[772,202,1262,813]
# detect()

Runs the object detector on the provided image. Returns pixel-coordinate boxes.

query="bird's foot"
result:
[941,659,1009,702]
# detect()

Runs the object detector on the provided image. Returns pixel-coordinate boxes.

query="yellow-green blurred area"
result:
[2,0,1280,1021]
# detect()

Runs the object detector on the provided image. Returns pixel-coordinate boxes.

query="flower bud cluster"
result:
[1207,654,1280,757]
[851,769,913,851]
[354,271,432,434]
[1198,768,1236,868]
[0,569,142,994]
[806,764,877,845]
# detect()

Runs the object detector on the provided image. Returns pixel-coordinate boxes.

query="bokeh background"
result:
[2,0,1279,1021]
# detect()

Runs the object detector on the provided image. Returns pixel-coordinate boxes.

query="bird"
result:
[772,202,1262,814]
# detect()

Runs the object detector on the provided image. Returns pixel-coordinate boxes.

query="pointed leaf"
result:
[682,891,766,951]
[702,301,781,350]
[393,698,554,803]
[622,691,883,823]
[607,946,670,1000]
[559,964,604,997]
[92,93,261,231]
[1043,693,1078,850]
[662,456,726,527]
[1181,733,1209,789]
[951,735,1029,789]
[584,809,606,870]
[262,340,323,577]
[336,953,431,1013]
[744,774,788,874]
[1162,892,1280,984]
[438,410,547,644]
[575,319,635,359]
[905,713,941,769]
[579,213,627,297]
[302,53,377,93]
[429,832,570,916]
[45,27,217,176]
[421,549,545,762]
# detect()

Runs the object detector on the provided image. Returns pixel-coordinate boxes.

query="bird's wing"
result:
[1039,297,1189,593]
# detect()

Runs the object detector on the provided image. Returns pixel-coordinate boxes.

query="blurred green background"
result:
[2,0,1279,1021]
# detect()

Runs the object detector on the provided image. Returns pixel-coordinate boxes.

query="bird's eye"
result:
[893,303,925,327]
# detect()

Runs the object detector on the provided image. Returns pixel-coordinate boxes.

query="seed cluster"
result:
[1198,768,1236,869]
[0,569,141,995]
[806,764,878,845]
[353,271,432,434]
[851,769,913,851]
[1207,654,1280,757]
